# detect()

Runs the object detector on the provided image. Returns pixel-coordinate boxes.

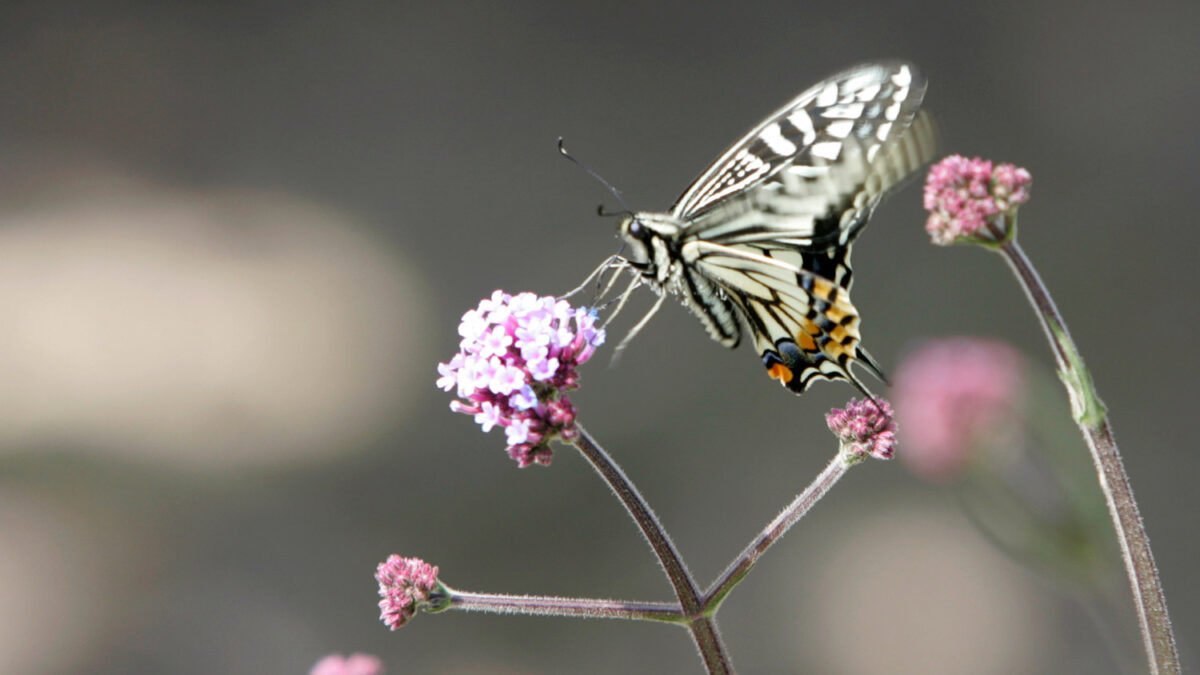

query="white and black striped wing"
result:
[672,61,929,236]
[673,62,936,394]
[684,236,883,394]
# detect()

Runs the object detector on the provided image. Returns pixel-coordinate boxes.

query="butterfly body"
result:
[615,61,936,396]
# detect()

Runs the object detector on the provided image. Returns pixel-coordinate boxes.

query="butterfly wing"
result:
[674,62,936,394]
[672,61,929,228]
[684,237,882,394]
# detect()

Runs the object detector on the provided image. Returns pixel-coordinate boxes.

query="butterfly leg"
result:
[599,272,644,330]
[560,254,625,300]
[611,291,668,363]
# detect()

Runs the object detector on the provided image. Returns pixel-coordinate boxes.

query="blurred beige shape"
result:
[0,489,146,675]
[0,179,427,468]
[797,507,1052,674]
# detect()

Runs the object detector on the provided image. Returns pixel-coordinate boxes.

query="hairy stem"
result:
[998,240,1179,674]
[571,423,734,674]
[447,588,684,623]
[706,452,851,608]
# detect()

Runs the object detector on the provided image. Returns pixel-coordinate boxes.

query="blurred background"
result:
[1,1,1197,673]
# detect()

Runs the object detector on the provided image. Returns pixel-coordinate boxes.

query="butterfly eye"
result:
[626,219,644,239]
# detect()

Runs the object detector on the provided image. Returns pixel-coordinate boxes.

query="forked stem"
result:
[571,423,734,675]
[705,453,852,608]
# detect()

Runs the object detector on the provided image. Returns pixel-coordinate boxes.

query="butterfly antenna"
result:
[558,137,633,214]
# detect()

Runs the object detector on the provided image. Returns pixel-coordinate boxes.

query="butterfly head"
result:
[617,212,682,276]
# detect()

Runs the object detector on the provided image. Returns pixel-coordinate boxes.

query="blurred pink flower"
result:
[891,338,1026,482]
[310,653,385,675]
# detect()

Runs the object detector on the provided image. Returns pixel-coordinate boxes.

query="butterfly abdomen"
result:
[673,255,741,347]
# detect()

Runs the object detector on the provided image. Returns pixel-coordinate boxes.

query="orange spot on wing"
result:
[824,305,848,323]
[812,278,836,300]
[825,341,853,363]
[767,362,794,384]
[797,318,822,352]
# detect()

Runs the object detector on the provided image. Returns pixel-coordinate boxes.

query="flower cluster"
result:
[376,555,443,630]
[438,290,605,467]
[923,155,1032,245]
[891,338,1026,483]
[310,653,385,675]
[825,398,898,461]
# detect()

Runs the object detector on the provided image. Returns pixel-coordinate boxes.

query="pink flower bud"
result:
[826,398,898,461]
[375,555,442,630]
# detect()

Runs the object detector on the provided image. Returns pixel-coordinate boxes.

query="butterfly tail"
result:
[854,346,890,387]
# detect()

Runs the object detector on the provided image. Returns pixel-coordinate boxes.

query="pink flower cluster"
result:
[891,338,1026,483]
[376,555,441,630]
[923,155,1032,245]
[310,653,385,675]
[825,398,898,461]
[438,290,605,467]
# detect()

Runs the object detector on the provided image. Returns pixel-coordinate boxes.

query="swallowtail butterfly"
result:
[612,61,935,396]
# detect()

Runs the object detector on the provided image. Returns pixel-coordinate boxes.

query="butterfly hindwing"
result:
[683,237,874,393]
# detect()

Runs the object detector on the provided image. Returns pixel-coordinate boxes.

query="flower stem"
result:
[705,452,851,608]
[998,239,1180,674]
[447,588,685,623]
[571,423,734,675]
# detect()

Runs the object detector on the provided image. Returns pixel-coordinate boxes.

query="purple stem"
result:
[571,423,733,675]
[705,453,850,607]
[448,589,684,623]
[998,238,1180,674]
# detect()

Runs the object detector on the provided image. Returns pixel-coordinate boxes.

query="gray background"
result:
[1,1,1196,673]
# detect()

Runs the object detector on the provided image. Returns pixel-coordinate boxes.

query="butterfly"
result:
[605,61,936,397]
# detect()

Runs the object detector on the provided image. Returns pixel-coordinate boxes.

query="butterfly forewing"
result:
[672,61,927,223]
